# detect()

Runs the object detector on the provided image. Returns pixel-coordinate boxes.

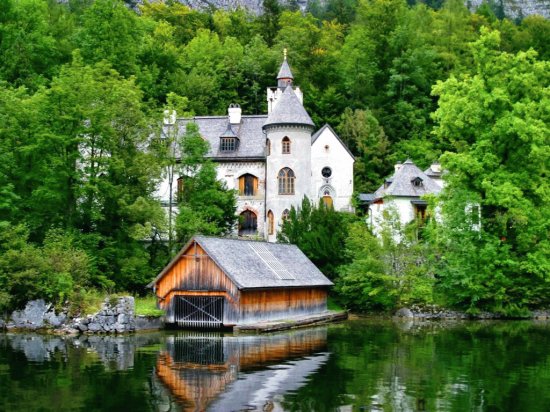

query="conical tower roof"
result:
[277,58,294,80]
[263,86,314,129]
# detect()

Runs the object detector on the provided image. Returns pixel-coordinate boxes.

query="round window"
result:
[322,167,332,178]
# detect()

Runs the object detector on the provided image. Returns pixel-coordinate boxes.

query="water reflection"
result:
[154,328,329,411]
[3,321,550,411]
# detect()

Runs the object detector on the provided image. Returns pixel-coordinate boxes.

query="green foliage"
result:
[432,28,550,314]
[338,108,391,192]
[0,224,92,311]
[134,294,164,317]
[278,197,355,279]
[336,210,434,312]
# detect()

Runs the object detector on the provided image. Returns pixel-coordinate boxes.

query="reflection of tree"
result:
[285,320,550,411]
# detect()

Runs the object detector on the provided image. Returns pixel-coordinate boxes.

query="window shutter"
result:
[239,176,245,195]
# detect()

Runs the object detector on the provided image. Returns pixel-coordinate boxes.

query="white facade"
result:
[311,125,355,213]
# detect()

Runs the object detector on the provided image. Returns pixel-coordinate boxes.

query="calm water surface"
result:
[2,319,550,411]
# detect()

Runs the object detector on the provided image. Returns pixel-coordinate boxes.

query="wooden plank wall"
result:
[239,287,328,324]
[155,242,240,323]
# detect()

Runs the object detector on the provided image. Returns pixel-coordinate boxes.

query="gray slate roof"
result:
[220,123,239,138]
[174,115,268,160]
[150,236,333,289]
[263,86,315,129]
[358,193,375,203]
[374,159,442,199]
[424,163,443,179]
[277,58,294,79]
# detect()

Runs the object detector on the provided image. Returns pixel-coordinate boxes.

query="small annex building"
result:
[361,159,443,232]
[148,236,333,328]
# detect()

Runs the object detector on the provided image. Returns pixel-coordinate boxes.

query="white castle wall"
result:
[311,127,354,212]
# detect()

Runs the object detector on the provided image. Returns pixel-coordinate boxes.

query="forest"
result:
[0,0,548,315]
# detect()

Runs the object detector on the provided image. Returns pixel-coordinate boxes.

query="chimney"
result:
[394,162,402,173]
[163,110,176,125]
[228,104,242,124]
[431,162,441,173]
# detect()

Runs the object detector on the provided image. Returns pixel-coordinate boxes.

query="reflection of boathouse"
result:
[154,328,329,411]
[148,236,333,328]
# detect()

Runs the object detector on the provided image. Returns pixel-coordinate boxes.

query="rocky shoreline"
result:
[0,297,164,334]
[393,304,550,320]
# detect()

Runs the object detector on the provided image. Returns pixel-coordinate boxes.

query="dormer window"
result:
[220,137,237,152]
[220,124,239,152]
[411,177,423,187]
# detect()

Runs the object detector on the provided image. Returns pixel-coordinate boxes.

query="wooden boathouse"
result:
[147,236,333,328]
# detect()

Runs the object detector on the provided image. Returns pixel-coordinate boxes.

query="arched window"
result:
[278,168,295,195]
[239,210,257,236]
[282,209,290,221]
[282,137,291,154]
[267,210,274,235]
[266,139,271,156]
[238,174,258,196]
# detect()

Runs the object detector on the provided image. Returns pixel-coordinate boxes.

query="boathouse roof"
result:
[148,236,333,290]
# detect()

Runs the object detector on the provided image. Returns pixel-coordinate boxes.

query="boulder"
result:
[10,299,50,329]
[88,323,102,332]
[395,308,414,318]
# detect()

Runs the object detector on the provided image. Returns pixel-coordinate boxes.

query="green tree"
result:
[432,28,550,314]
[338,108,390,192]
[0,56,165,291]
[259,0,282,46]
[0,223,92,311]
[336,210,434,312]
[174,123,237,245]
[278,197,354,279]
[76,0,144,77]
[0,0,73,88]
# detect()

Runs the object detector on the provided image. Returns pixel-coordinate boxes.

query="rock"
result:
[44,310,66,327]
[115,323,127,333]
[88,323,102,332]
[395,308,414,318]
[10,299,49,329]
[117,314,128,324]
[77,323,88,332]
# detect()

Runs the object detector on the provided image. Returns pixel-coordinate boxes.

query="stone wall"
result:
[2,297,164,334]
[73,297,136,333]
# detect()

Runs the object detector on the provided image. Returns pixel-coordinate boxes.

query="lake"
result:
[2,319,550,411]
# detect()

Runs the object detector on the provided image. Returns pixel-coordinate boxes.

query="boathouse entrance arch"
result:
[174,295,225,328]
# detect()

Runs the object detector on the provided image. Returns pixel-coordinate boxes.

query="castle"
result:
[157,52,354,241]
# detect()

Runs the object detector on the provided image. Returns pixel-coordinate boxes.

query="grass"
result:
[68,289,164,317]
[327,296,344,312]
[134,295,164,317]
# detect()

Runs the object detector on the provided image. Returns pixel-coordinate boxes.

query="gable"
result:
[311,124,354,162]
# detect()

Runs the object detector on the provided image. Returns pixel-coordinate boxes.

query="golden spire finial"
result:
[283,48,287,60]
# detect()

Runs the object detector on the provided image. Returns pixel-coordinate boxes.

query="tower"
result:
[263,54,315,241]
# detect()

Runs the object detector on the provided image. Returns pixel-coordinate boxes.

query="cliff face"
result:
[141,0,549,19]
[468,0,550,19]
